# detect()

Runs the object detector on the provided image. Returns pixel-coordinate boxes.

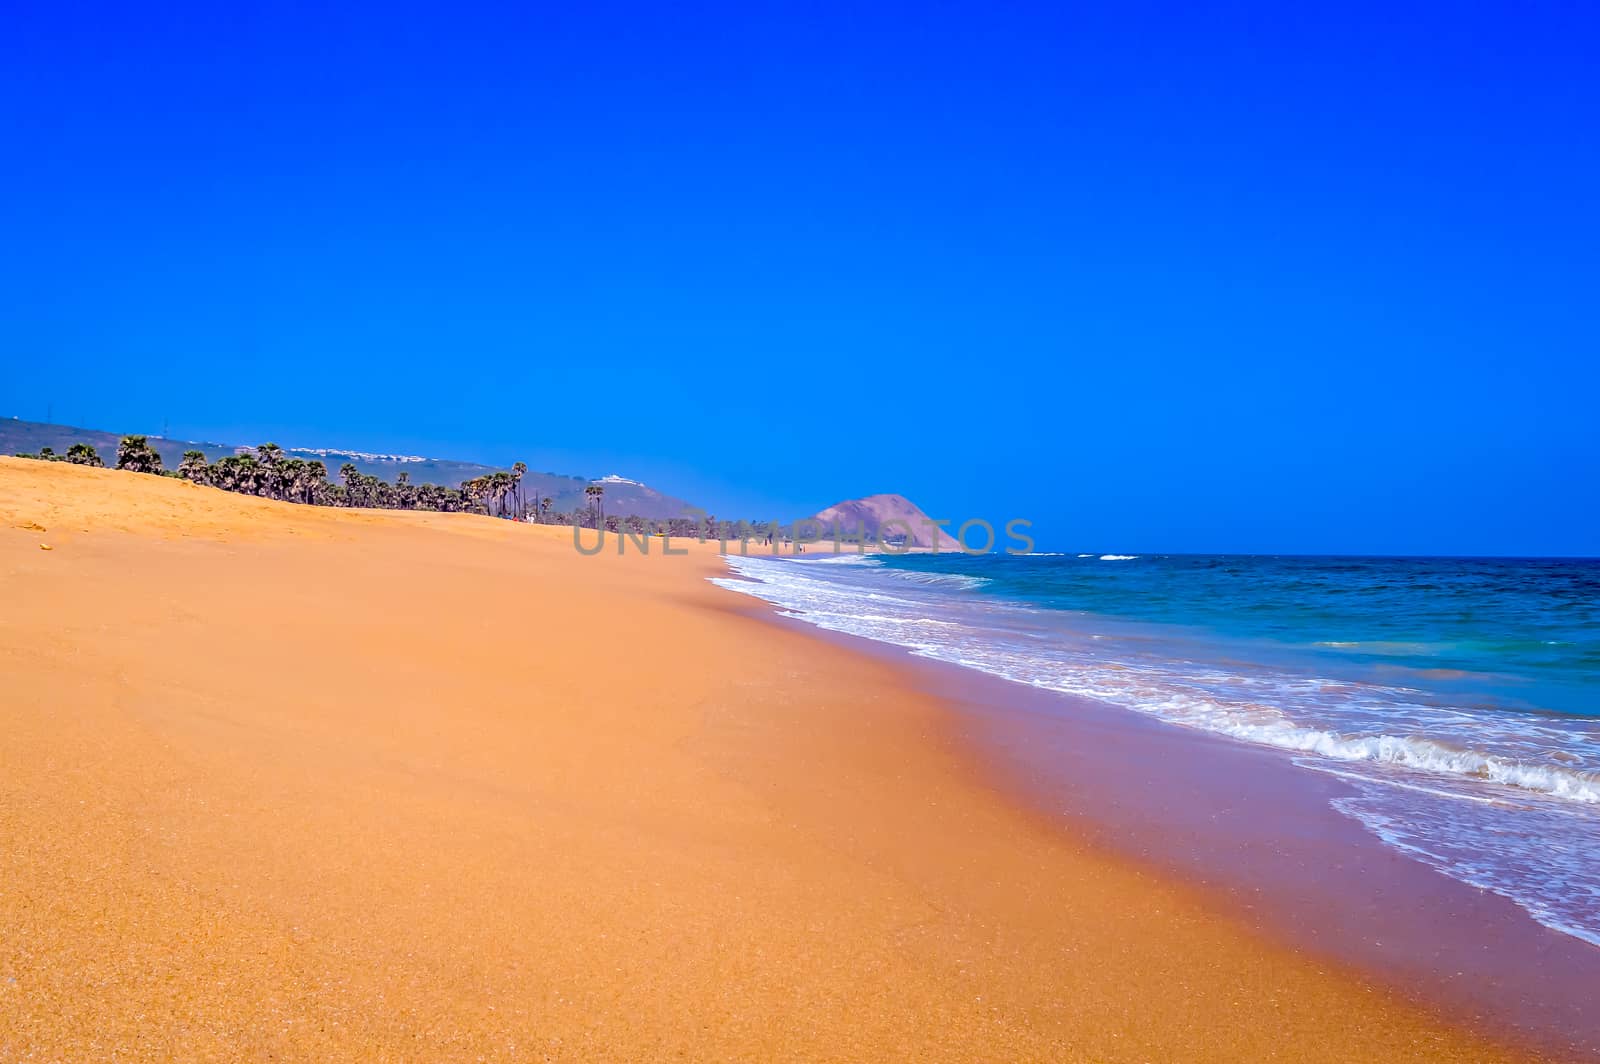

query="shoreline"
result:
[748,608,1599,1058]
[722,549,1600,1057]
[0,458,1544,1060]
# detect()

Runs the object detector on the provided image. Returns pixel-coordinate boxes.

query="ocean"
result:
[712,550,1600,948]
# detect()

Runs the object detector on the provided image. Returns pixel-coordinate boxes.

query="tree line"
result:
[17,436,574,521]
[14,435,765,538]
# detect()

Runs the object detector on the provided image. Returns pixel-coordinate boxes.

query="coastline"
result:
[754,611,1600,1059]
[0,458,1537,1061]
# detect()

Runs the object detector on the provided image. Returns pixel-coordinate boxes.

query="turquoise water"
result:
[882,552,1600,719]
[713,551,1600,946]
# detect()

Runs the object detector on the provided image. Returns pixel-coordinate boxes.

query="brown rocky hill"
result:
[808,493,961,550]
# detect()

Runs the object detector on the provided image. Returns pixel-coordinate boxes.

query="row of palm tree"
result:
[17,436,780,540]
[12,443,107,467]
[458,466,553,519]
[14,437,639,526]
[185,444,543,516]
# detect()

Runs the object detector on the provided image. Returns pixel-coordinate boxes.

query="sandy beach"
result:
[0,457,1532,1061]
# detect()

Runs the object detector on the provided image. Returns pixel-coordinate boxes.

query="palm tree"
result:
[210,455,233,490]
[274,457,296,499]
[178,450,210,483]
[305,460,328,504]
[208,455,235,491]
[81,437,723,535]
[233,455,263,496]
[255,443,285,499]
[65,443,104,467]
[491,471,516,517]
[393,470,416,509]
[340,463,360,506]
[511,461,527,519]
[463,475,503,515]
[116,435,164,474]
[415,483,444,511]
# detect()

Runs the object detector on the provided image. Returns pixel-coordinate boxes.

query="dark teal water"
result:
[714,551,1600,947]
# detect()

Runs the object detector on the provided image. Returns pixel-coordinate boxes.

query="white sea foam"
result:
[1182,713,1600,803]
[708,554,1600,807]
[1320,768,1600,948]
[883,569,992,590]
[1099,554,1138,561]
[805,552,881,566]
[1312,764,1504,804]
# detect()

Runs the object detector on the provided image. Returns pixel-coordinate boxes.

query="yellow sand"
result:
[0,457,1525,1061]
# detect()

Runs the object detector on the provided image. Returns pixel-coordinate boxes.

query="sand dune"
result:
[0,457,1522,1061]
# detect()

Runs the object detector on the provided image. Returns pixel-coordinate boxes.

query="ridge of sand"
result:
[0,457,1524,1061]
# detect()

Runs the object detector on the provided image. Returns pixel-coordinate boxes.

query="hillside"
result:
[809,493,962,550]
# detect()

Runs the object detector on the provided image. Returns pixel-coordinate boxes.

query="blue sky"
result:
[3,2,1596,555]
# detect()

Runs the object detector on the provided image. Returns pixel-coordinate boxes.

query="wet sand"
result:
[0,457,1535,1060]
[817,636,1600,1058]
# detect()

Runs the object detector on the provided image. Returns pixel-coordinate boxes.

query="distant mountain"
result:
[0,418,696,520]
[586,473,698,521]
[809,493,961,550]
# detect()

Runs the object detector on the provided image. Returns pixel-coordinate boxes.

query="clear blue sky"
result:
[3,2,1596,555]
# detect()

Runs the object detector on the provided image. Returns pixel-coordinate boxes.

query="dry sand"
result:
[0,457,1530,1061]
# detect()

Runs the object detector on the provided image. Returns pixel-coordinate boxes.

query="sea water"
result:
[712,551,1600,947]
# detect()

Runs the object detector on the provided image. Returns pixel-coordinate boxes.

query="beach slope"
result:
[0,457,1523,1061]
